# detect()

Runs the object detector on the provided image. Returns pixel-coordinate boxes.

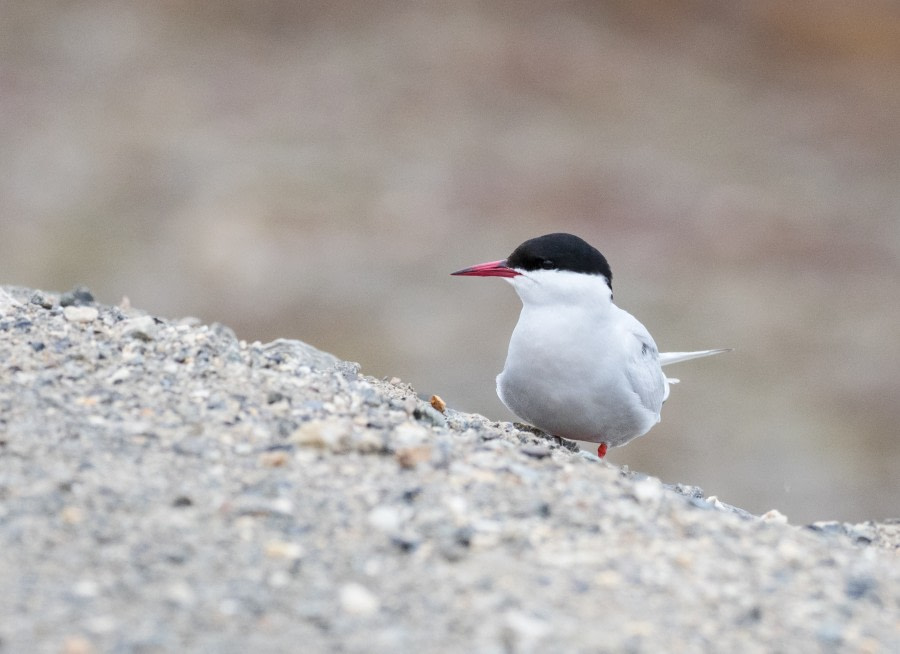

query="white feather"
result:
[658,349,732,367]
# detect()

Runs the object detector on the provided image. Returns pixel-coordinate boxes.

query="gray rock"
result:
[63,305,99,323]
[59,285,95,307]
[116,315,160,341]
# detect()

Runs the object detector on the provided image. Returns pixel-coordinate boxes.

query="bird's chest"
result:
[502,307,622,386]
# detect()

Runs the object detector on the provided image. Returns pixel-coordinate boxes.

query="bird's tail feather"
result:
[659,348,732,367]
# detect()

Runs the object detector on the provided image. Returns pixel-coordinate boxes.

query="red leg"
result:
[597,443,608,458]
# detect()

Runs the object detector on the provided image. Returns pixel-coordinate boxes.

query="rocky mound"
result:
[0,285,897,653]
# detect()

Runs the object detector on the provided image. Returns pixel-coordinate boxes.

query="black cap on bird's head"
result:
[506,233,612,283]
[452,233,612,292]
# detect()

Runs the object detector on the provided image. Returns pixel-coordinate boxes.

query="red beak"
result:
[451,259,520,278]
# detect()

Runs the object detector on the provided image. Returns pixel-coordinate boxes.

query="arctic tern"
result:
[452,232,729,458]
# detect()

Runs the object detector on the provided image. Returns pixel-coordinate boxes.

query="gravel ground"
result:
[0,285,898,654]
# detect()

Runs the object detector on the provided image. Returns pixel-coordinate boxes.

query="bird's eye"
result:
[540,259,554,269]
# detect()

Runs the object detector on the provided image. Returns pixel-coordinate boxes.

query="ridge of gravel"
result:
[0,285,897,654]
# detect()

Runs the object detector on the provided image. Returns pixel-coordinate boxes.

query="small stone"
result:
[29,291,53,309]
[761,509,788,524]
[808,521,844,535]
[391,531,422,552]
[848,523,878,545]
[116,315,159,341]
[59,286,94,306]
[339,582,380,616]
[594,570,623,588]
[520,444,551,459]
[845,575,877,599]
[669,483,705,499]
[705,496,728,511]
[107,367,131,384]
[61,635,95,654]
[61,506,85,525]
[395,445,433,468]
[429,394,447,413]
[173,436,207,457]
[264,540,305,560]
[165,581,196,607]
[503,610,551,648]
[368,505,406,533]
[632,478,663,504]
[259,450,290,467]
[290,419,353,451]
[72,579,100,598]
[233,496,294,517]
[63,306,99,323]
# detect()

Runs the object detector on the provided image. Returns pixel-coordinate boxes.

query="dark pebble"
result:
[30,292,54,309]
[845,575,877,600]
[59,286,95,307]
[520,444,551,459]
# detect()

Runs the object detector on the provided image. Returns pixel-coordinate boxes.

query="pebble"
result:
[503,609,551,648]
[290,419,353,450]
[116,316,159,341]
[61,635,95,654]
[258,450,290,467]
[520,444,551,459]
[264,540,305,560]
[63,306,99,323]
[395,445,433,468]
[761,509,789,524]
[59,286,95,307]
[165,582,196,607]
[72,579,100,599]
[339,583,381,616]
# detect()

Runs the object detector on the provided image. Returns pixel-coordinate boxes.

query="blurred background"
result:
[2,1,898,524]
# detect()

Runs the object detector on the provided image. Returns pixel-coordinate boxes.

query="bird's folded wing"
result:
[626,332,668,413]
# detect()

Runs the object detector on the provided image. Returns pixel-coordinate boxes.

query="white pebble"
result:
[761,509,789,524]
[339,582,380,616]
[368,505,406,533]
[63,306,99,323]
[632,478,663,504]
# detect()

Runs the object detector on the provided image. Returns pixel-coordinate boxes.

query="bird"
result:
[451,232,729,458]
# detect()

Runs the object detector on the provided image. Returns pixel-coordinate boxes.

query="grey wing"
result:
[624,329,669,415]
